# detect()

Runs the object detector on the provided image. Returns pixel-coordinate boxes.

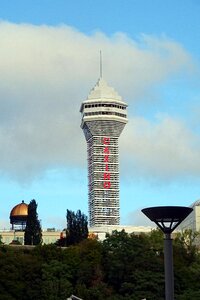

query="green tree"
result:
[0,234,3,244]
[24,199,42,245]
[102,230,165,300]
[41,260,73,300]
[66,209,88,245]
[174,229,200,263]
[2,228,200,300]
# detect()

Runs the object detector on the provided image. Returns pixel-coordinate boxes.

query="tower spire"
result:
[100,50,102,78]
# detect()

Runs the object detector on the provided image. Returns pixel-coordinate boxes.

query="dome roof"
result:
[10,200,28,217]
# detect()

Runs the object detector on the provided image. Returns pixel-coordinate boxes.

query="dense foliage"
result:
[66,209,88,245]
[57,209,88,246]
[0,229,200,299]
[24,199,42,245]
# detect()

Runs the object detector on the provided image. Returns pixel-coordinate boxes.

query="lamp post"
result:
[142,206,192,300]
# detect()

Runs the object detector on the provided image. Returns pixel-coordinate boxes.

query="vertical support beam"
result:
[164,233,174,300]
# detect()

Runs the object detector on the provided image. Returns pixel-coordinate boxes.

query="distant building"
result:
[0,225,154,245]
[89,225,154,241]
[0,228,61,245]
[0,201,61,245]
[80,77,128,227]
[10,200,28,231]
[178,200,200,232]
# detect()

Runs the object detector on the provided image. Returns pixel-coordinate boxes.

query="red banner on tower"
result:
[103,137,111,189]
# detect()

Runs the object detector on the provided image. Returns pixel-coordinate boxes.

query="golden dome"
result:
[10,200,28,217]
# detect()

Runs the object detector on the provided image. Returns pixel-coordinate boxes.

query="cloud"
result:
[121,115,200,181]
[43,216,66,230]
[0,219,10,230]
[0,21,195,181]
[124,208,155,227]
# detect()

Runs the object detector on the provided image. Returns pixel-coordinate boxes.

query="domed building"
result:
[10,200,28,230]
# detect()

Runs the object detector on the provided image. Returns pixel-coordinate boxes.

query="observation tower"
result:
[80,77,128,226]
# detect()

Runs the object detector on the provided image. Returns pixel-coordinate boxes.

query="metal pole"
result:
[164,233,174,300]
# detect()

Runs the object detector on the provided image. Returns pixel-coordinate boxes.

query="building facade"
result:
[178,200,200,232]
[80,78,128,227]
[0,229,61,245]
[89,225,153,241]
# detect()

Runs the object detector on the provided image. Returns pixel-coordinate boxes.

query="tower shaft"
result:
[80,78,128,227]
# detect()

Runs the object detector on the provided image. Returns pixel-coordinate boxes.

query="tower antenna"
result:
[100,50,102,78]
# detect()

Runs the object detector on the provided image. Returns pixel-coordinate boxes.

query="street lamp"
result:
[142,206,192,300]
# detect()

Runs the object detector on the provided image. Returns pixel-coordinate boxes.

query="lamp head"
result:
[142,206,193,234]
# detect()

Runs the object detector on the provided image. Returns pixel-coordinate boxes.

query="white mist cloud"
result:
[124,208,155,227]
[0,219,10,230]
[121,115,200,181]
[0,21,196,181]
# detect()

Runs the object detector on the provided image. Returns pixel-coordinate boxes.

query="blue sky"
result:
[0,0,200,229]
